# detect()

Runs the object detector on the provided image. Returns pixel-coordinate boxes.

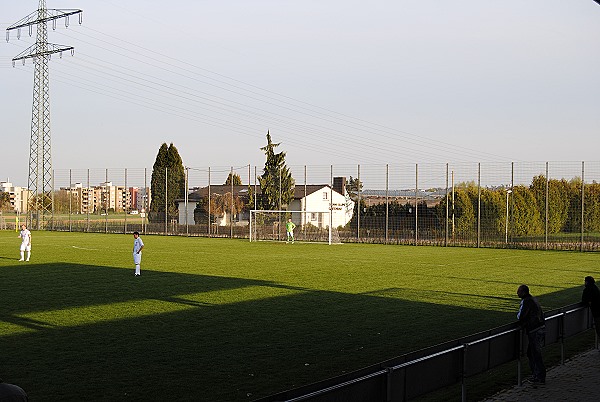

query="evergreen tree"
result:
[258,131,294,210]
[346,176,363,202]
[224,172,242,186]
[150,143,186,222]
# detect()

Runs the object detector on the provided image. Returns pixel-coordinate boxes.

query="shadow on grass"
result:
[0,262,588,401]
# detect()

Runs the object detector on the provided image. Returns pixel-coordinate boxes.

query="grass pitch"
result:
[0,231,598,401]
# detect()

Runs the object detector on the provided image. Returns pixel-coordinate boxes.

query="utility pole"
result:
[6,1,82,229]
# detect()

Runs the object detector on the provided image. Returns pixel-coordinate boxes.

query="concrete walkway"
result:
[481,348,600,402]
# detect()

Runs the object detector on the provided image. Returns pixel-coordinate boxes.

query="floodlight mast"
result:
[6,1,82,230]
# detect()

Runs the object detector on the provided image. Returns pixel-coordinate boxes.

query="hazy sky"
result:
[2,0,600,186]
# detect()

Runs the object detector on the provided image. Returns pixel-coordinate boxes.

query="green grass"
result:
[0,231,598,401]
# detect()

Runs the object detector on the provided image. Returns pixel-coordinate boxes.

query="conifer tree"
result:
[150,143,185,222]
[258,131,294,210]
[224,172,242,186]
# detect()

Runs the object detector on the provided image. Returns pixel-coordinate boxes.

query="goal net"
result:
[249,210,340,245]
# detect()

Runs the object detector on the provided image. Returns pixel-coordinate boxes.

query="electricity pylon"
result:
[6,1,82,229]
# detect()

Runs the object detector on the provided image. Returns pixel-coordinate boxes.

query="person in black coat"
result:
[517,284,546,384]
[582,276,600,339]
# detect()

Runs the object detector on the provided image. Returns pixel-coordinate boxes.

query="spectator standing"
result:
[582,276,600,340]
[517,284,546,385]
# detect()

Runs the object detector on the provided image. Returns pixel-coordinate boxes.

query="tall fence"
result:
[7,161,600,250]
[259,303,594,402]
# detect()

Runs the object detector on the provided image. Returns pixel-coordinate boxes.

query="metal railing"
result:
[260,303,594,402]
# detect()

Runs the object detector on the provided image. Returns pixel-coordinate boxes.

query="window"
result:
[323,192,328,200]
[311,213,317,221]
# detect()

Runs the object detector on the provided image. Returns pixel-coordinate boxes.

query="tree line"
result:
[346,176,600,237]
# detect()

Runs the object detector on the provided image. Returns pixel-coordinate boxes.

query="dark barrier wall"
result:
[261,303,593,402]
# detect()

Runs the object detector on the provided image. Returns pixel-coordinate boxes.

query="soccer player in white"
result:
[18,224,32,262]
[132,231,144,276]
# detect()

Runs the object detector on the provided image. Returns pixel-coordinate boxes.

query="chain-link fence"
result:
[8,161,600,251]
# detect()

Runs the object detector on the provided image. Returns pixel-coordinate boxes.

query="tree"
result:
[511,185,544,236]
[530,175,569,234]
[0,192,11,211]
[258,131,294,210]
[453,187,476,239]
[346,176,363,202]
[224,172,242,186]
[479,188,504,239]
[150,143,186,222]
[584,182,600,233]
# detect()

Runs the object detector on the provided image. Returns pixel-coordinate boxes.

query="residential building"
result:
[0,180,30,212]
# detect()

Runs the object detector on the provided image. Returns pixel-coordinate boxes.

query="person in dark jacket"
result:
[581,276,600,339]
[517,284,546,384]
[0,378,28,401]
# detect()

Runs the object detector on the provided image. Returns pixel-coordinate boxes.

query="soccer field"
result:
[0,231,598,401]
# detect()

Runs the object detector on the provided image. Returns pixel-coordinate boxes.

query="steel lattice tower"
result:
[6,0,82,229]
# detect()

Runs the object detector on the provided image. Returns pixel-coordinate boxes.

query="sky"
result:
[2,0,600,187]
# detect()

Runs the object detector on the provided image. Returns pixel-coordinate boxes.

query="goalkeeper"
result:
[286,218,296,243]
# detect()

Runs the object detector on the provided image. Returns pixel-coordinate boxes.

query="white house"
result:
[288,185,354,229]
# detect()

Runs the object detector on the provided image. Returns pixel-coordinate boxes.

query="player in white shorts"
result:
[132,231,144,276]
[18,224,32,262]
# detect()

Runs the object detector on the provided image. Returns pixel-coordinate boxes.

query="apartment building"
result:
[0,180,30,212]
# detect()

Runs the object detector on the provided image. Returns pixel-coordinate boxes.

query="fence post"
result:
[86,169,90,232]
[69,168,72,232]
[165,167,168,236]
[124,168,128,234]
[230,166,234,239]
[451,170,455,243]
[461,343,468,402]
[143,167,147,235]
[185,167,189,236]
[330,165,333,245]
[415,163,418,245]
[560,312,565,364]
[545,162,549,249]
[304,165,307,235]
[510,162,514,246]
[518,329,523,386]
[445,163,449,247]
[581,161,585,252]
[386,367,393,402]
[357,164,361,243]
[105,169,108,234]
[208,167,211,237]
[51,169,55,231]
[477,163,481,248]
[385,164,389,244]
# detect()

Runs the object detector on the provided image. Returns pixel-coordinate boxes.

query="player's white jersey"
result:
[20,229,31,244]
[133,237,144,254]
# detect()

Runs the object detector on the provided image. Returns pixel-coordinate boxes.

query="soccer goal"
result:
[249,210,340,245]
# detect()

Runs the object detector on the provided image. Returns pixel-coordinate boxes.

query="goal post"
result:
[249,210,338,244]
